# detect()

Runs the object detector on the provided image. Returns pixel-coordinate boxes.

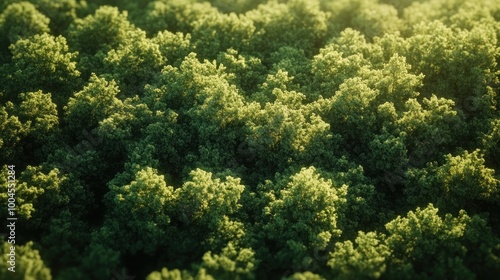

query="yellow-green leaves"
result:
[64,74,122,133]
[8,33,80,105]
[0,241,52,280]
[175,169,244,226]
[68,6,133,56]
[384,204,475,279]
[261,167,347,268]
[18,91,58,136]
[104,167,174,254]
[0,2,50,45]
[329,232,390,279]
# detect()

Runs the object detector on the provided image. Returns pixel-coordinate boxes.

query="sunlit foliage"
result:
[1,0,499,279]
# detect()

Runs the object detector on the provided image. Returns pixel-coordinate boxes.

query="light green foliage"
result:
[133,107,183,176]
[0,241,51,280]
[191,12,255,60]
[329,232,390,279]
[285,271,325,280]
[312,29,375,98]
[268,47,312,91]
[211,0,265,14]
[366,54,423,111]
[397,95,464,166]
[0,166,92,228]
[0,103,26,160]
[147,267,194,280]
[153,30,192,67]
[103,167,174,254]
[323,77,379,154]
[439,151,500,206]
[365,130,408,177]
[2,0,500,279]
[64,73,123,134]
[164,169,247,261]
[5,91,60,163]
[67,5,136,77]
[6,33,80,104]
[18,91,58,140]
[174,169,244,228]
[251,69,299,104]
[148,53,248,173]
[200,242,257,279]
[68,5,134,56]
[97,96,154,158]
[246,0,328,57]
[0,2,50,58]
[406,150,500,212]
[403,0,500,30]
[383,205,477,279]
[31,0,81,34]
[157,53,245,121]
[245,92,333,172]
[217,48,266,94]
[350,2,401,39]
[103,29,163,95]
[322,160,379,239]
[482,118,500,169]
[147,267,220,280]
[0,1,50,87]
[324,0,402,39]
[405,19,498,116]
[329,204,499,279]
[135,0,219,35]
[260,167,347,268]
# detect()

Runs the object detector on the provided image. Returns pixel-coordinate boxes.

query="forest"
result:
[0,0,500,279]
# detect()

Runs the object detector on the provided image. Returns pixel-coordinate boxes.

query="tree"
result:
[0,103,26,162]
[64,73,123,136]
[67,5,134,56]
[39,210,91,274]
[246,0,329,58]
[405,20,498,120]
[191,12,255,60]
[102,29,163,96]
[0,165,93,232]
[199,242,257,279]
[210,0,265,14]
[0,241,52,280]
[1,0,500,279]
[405,150,500,213]
[4,33,81,106]
[133,0,218,35]
[18,91,58,139]
[17,90,60,164]
[311,30,372,99]
[0,1,50,62]
[383,204,490,279]
[67,5,136,78]
[320,77,379,157]
[101,167,174,254]
[146,53,248,175]
[323,0,402,39]
[328,232,390,279]
[152,30,192,67]
[258,167,347,269]
[396,95,464,168]
[173,169,245,237]
[482,118,500,170]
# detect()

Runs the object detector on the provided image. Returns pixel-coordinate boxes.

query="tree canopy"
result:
[1,0,499,279]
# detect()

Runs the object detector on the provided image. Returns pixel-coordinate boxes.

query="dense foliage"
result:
[1,0,500,279]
